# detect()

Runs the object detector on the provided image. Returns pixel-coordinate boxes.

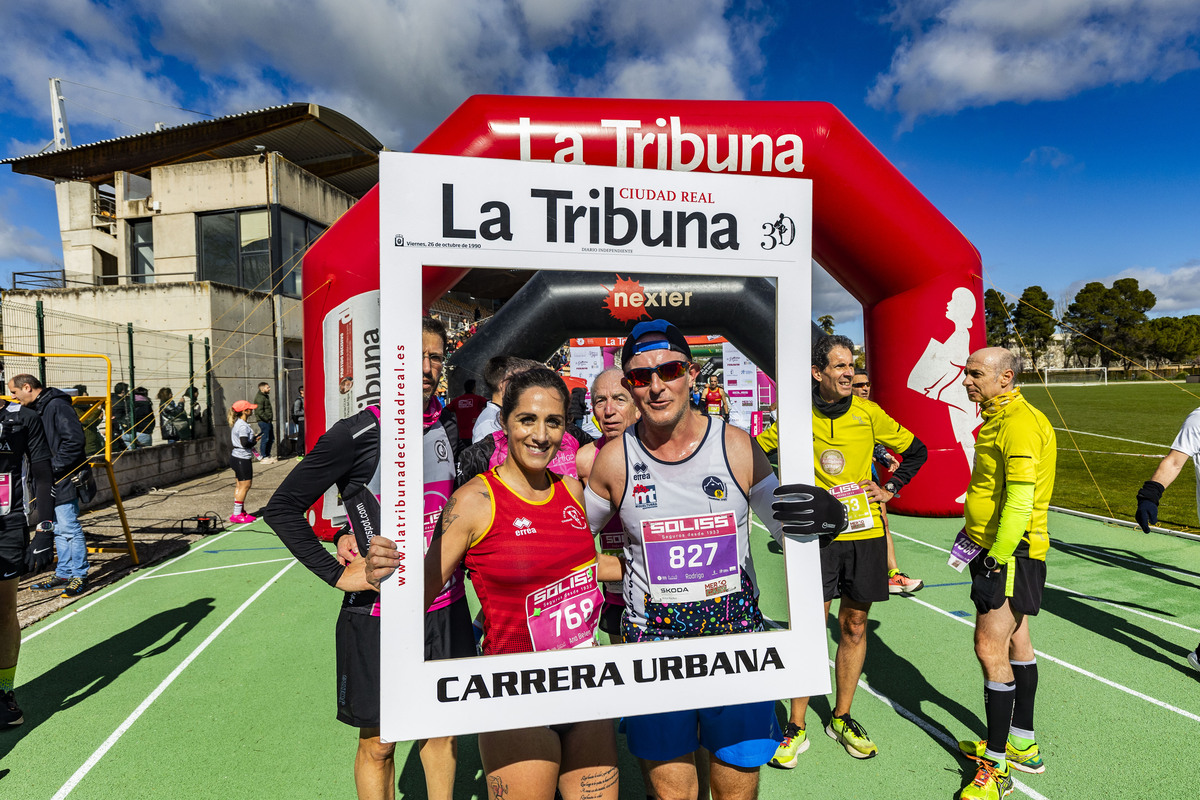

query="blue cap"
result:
[621,319,692,367]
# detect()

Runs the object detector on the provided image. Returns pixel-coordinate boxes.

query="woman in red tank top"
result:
[424,367,620,800]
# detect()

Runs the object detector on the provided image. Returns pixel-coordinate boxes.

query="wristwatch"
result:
[883,480,900,496]
[982,555,1001,571]
[35,520,54,533]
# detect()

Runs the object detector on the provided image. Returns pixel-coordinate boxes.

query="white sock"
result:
[234,502,244,516]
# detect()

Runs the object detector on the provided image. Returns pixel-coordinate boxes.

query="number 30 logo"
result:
[761,213,795,250]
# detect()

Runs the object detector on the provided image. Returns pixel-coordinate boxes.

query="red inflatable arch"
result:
[302,96,983,535]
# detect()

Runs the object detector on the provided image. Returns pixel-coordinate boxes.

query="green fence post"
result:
[205,337,213,437]
[188,334,197,440]
[35,300,46,385]
[127,323,137,449]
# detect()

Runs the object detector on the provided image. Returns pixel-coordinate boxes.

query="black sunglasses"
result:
[624,361,691,387]
[852,381,871,388]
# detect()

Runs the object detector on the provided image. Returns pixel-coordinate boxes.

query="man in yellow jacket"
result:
[771,335,927,769]
[955,347,1055,800]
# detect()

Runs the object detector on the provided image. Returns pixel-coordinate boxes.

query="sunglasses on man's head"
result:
[852,381,870,389]
[624,361,691,387]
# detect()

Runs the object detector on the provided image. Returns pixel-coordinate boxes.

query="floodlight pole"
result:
[49,77,71,151]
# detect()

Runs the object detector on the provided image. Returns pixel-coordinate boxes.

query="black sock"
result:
[984,680,1016,761]
[1010,660,1038,740]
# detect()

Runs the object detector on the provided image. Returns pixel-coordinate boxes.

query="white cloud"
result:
[0,1,768,152]
[868,0,1200,127]
[1058,259,1200,315]
[1096,260,1200,314]
[0,213,59,268]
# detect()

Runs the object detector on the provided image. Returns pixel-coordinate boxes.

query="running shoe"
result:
[768,722,809,769]
[31,576,69,592]
[1188,649,1199,673]
[958,739,1045,774]
[227,513,257,524]
[888,570,923,594]
[0,691,23,728]
[825,714,877,759]
[959,758,1012,800]
[61,577,87,598]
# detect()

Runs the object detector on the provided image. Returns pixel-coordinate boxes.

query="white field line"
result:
[141,557,295,579]
[1051,427,1167,449]
[51,559,297,800]
[845,658,1050,800]
[889,529,1200,723]
[20,525,248,644]
[1061,449,1162,458]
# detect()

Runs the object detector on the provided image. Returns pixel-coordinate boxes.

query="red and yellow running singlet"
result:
[466,469,599,654]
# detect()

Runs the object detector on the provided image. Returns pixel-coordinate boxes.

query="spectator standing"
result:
[254,382,275,463]
[0,396,56,727]
[8,375,91,597]
[126,386,155,448]
[447,379,487,451]
[471,356,514,444]
[72,384,105,458]
[156,387,185,444]
[291,386,306,458]
[109,382,130,452]
[228,400,260,523]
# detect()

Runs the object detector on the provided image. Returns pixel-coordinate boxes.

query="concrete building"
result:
[2,103,383,471]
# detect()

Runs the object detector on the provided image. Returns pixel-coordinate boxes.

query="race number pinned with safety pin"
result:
[526,565,603,651]
[948,528,983,572]
[642,511,740,603]
[829,482,875,533]
[0,474,10,515]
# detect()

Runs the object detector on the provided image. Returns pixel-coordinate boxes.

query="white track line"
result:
[141,557,295,580]
[1050,428,1167,448]
[889,530,1200,723]
[847,660,1050,800]
[21,526,249,644]
[891,530,1199,633]
[51,559,297,800]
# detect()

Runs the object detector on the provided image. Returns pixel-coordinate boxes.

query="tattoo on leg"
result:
[578,767,618,800]
[488,775,509,799]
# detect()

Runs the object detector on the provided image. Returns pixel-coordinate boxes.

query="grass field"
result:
[1021,380,1200,531]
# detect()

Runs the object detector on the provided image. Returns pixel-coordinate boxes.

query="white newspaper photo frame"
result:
[379,152,824,742]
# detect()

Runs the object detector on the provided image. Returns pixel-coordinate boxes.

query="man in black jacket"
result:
[8,375,90,597]
[0,396,56,727]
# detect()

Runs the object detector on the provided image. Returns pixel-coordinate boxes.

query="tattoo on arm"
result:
[488,775,509,799]
[578,767,618,800]
[435,495,459,539]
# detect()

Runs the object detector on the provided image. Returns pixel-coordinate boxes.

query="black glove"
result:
[26,521,55,573]
[1135,480,1164,534]
[772,483,849,546]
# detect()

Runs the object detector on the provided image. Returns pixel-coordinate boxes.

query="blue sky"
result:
[2,0,1199,343]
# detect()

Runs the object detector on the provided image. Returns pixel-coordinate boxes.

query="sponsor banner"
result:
[378,152,821,741]
[722,342,759,432]
[320,290,381,525]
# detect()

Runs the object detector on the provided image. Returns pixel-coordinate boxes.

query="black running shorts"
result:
[0,513,28,580]
[424,595,476,661]
[335,609,381,728]
[820,535,889,604]
[968,554,1046,617]
[230,455,253,482]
